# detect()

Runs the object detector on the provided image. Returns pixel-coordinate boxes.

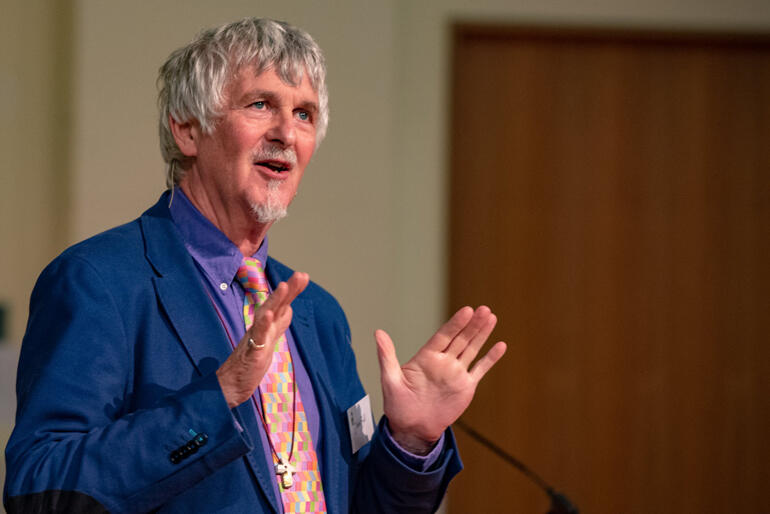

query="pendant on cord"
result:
[275,457,295,489]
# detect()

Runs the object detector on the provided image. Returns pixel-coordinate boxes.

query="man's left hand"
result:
[375,306,507,455]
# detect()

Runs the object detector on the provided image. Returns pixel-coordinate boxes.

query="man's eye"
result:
[251,101,266,109]
[296,111,310,121]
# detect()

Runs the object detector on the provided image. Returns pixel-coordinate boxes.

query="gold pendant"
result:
[282,471,294,489]
[275,457,295,489]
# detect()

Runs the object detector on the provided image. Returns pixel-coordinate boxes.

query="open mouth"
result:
[256,160,291,173]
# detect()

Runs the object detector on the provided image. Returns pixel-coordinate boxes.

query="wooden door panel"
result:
[448,27,770,513]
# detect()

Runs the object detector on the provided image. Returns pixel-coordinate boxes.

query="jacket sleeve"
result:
[352,418,463,514]
[3,254,252,514]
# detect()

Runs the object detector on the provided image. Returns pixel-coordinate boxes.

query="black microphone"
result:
[454,419,579,514]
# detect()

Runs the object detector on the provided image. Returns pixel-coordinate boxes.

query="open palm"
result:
[376,306,507,448]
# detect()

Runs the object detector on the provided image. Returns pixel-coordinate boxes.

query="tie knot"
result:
[237,257,269,294]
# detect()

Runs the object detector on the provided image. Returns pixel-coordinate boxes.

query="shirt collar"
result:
[168,188,269,285]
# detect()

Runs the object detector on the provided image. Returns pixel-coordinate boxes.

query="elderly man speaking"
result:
[4,18,506,514]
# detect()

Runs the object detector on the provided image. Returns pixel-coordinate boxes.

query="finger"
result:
[272,305,294,335]
[244,309,277,355]
[265,272,309,317]
[245,303,293,352]
[444,306,492,357]
[469,341,507,382]
[458,311,498,367]
[423,306,474,352]
[261,281,289,315]
[374,329,401,386]
[273,273,308,320]
[283,272,309,307]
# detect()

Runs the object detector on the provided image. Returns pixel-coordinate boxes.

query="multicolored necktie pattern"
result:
[237,257,326,513]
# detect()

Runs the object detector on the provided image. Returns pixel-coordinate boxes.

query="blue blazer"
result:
[4,194,461,513]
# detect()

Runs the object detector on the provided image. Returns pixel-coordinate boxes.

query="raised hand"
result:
[216,271,309,408]
[375,306,507,454]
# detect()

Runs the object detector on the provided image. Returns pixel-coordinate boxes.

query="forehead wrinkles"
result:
[224,65,317,107]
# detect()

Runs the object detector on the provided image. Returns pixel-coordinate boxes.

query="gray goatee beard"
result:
[250,144,297,223]
[251,180,288,224]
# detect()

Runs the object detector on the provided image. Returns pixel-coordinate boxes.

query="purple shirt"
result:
[169,190,442,510]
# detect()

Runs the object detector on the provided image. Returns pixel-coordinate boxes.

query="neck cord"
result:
[258,363,297,473]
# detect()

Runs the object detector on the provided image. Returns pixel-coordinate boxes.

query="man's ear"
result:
[169,114,200,157]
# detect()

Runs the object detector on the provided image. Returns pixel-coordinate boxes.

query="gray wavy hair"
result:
[157,18,329,188]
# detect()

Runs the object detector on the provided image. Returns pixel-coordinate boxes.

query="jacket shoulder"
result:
[44,193,173,277]
[61,219,144,264]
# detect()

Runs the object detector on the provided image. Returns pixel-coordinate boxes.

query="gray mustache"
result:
[252,145,297,167]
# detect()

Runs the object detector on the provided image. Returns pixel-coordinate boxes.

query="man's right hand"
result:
[216,271,309,408]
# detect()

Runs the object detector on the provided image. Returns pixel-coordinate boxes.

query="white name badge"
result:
[347,394,375,454]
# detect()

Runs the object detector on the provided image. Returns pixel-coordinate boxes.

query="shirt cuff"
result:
[382,419,445,472]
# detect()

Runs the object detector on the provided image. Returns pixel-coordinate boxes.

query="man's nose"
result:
[266,112,296,147]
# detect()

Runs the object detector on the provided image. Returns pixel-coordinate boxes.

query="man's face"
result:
[189,66,319,225]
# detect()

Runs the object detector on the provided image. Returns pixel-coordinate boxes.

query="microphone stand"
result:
[454,419,579,514]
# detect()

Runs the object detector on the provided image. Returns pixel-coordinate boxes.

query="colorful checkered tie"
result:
[237,257,327,513]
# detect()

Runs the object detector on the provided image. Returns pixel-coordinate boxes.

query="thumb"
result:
[374,329,401,383]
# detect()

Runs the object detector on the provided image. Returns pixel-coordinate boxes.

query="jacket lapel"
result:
[140,197,232,375]
[140,195,280,513]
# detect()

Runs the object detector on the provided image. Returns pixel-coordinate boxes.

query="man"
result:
[4,18,506,513]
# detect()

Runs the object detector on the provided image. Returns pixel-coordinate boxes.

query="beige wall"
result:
[1,0,72,346]
[2,0,769,502]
